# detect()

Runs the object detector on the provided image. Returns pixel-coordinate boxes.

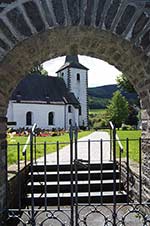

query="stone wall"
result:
[7,164,29,209]
[0,116,7,222]
[120,161,150,204]
[0,0,150,218]
[0,0,150,60]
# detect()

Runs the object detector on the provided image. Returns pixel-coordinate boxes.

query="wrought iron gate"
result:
[3,123,150,225]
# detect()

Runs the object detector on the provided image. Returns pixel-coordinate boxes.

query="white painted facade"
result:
[7,102,79,129]
[57,67,88,127]
[70,68,88,127]
[7,56,88,130]
[57,68,69,88]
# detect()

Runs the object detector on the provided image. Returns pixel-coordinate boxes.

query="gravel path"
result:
[37,131,111,164]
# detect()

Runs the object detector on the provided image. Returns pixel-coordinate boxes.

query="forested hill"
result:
[88,84,138,109]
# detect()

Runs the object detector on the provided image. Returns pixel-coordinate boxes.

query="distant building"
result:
[7,55,88,130]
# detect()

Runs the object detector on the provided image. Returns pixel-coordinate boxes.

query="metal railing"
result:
[5,125,150,226]
[109,121,144,205]
[109,121,123,157]
[22,123,37,166]
[6,124,37,216]
[109,121,124,195]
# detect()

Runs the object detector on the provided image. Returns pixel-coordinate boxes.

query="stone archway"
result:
[0,0,150,214]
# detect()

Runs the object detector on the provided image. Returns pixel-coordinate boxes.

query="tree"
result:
[117,74,135,93]
[117,73,140,108]
[30,64,48,76]
[125,104,138,128]
[107,91,129,129]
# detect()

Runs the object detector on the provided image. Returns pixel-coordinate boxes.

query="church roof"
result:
[11,73,79,107]
[56,55,89,73]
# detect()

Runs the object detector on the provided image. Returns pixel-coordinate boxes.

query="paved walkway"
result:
[37,131,111,164]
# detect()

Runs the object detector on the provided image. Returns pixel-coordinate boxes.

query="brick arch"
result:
[1,0,150,214]
[0,0,150,58]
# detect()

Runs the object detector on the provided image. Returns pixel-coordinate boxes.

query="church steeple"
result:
[65,55,79,63]
[56,55,88,129]
[56,55,88,73]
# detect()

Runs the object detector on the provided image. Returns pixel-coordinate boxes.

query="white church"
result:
[7,55,88,130]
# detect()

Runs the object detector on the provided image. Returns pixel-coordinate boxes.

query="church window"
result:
[79,107,82,115]
[26,111,32,125]
[68,105,71,113]
[61,72,64,77]
[77,73,80,81]
[48,112,54,125]
[16,91,21,103]
[69,119,72,125]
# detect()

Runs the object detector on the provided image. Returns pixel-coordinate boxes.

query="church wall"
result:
[7,102,66,129]
[7,101,13,122]
[70,68,88,127]
[74,108,79,127]
[65,104,79,129]
[57,68,69,89]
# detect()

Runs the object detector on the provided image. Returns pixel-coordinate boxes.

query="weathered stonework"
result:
[8,164,29,209]
[0,116,7,221]
[0,0,150,218]
[121,161,150,211]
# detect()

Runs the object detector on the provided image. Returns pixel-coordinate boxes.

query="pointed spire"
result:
[56,55,88,73]
[65,55,79,63]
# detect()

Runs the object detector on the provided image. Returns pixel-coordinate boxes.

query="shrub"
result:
[93,120,107,130]
[93,122,102,130]
[99,119,109,128]
[121,124,133,130]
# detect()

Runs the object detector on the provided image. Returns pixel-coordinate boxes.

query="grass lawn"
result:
[8,129,142,165]
[89,109,106,115]
[7,130,92,165]
[116,130,142,162]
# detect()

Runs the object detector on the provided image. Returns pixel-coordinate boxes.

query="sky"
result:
[43,55,121,87]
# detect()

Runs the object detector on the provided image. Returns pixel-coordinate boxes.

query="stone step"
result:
[28,170,120,181]
[25,191,127,206]
[27,180,124,193]
[31,162,116,172]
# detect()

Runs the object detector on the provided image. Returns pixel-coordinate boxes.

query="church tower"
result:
[56,55,88,128]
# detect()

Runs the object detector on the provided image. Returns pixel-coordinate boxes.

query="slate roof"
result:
[56,55,89,73]
[11,73,79,107]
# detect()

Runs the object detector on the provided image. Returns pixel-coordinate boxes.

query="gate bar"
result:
[88,139,91,205]
[100,139,103,205]
[17,142,21,212]
[113,126,117,226]
[34,135,37,164]
[57,141,60,209]
[30,132,35,226]
[69,125,74,226]
[44,142,47,210]
[139,137,142,204]
[110,128,112,161]
[74,125,79,226]
[126,138,129,204]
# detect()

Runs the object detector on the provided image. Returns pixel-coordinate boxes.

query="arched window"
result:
[68,105,71,113]
[48,112,54,125]
[79,107,82,115]
[69,119,72,125]
[26,112,32,125]
[77,73,80,81]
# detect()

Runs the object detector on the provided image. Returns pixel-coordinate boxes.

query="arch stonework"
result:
[0,0,150,212]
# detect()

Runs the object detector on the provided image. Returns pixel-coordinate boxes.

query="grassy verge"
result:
[116,130,141,162]
[89,109,106,115]
[7,130,93,165]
